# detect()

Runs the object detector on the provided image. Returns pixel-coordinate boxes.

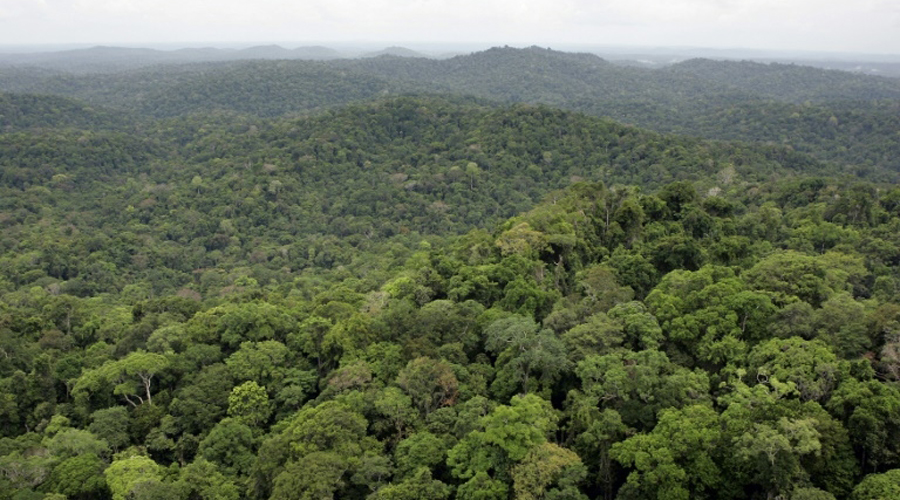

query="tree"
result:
[734,418,823,497]
[657,181,698,218]
[604,248,658,299]
[250,401,379,499]
[561,312,624,363]
[564,394,628,500]
[373,387,418,443]
[323,313,376,360]
[612,405,721,500]
[169,363,233,436]
[74,351,170,407]
[792,487,837,500]
[179,458,241,500]
[125,479,186,500]
[89,406,131,451]
[645,266,774,368]
[228,380,272,427]
[393,431,446,479]
[813,293,870,359]
[607,301,664,351]
[448,394,559,486]
[42,426,108,460]
[44,453,109,500]
[198,418,257,477]
[368,467,452,500]
[484,315,569,398]
[575,350,709,430]
[185,302,296,349]
[721,380,857,498]
[827,378,900,472]
[396,357,459,416]
[104,455,162,500]
[289,315,339,377]
[511,442,587,500]
[224,340,290,388]
[748,337,843,403]
[851,469,900,500]
[410,299,482,356]
[271,451,348,500]
[743,251,829,307]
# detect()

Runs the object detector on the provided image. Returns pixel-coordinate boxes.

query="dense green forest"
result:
[2,47,900,176]
[2,47,900,500]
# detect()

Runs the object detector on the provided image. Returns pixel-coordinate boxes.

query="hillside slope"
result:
[2,47,897,174]
[0,94,834,298]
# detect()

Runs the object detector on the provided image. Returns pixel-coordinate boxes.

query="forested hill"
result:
[0,93,135,132]
[0,45,346,73]
[3,46,900,500]
[0,94,834,300]
[2,46,898,174]
[6,46,900,104]
[12,47,900,116]
[663,57,900,102]
[0,62,410,119]
[341,47,900,103]
[4,156,900,499]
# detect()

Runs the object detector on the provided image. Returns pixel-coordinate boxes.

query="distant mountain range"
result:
[0,44,351,73]
[2,43,899,76]
[1,45,898,176]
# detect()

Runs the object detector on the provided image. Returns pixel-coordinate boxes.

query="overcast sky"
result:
[1,0,898,54]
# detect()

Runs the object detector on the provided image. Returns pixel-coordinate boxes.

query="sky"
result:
[1,0,898,55]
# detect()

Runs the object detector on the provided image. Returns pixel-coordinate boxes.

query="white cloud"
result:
[0,0,897,53]
[0,0,47,18]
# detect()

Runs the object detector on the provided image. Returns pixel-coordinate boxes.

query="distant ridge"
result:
[1,45,898,174]
[3,43,899,76]
[665,58,900,101]
[0,44,380,72]
[362,46,429,58]
[234,45,343,60]
[290,46,344,60]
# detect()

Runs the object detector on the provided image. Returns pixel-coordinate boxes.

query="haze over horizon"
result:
[1,0,898,56]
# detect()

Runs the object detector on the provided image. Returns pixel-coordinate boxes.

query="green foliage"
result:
[228,381,272,427]
[44,453,108,499]
[3,54,900,499]
[748,337,844,402]
[396,357,459,416]
[575,350,710,429]
[89,406,131,451]
[484,316,568,398]
[827,379,900,472]
[104,454,162,500]
[198,417,257,477]
[74,351,170,407]
[612,405,721,500]
[6,48,899,173]
[393,432,446,478]
[851,469,900,500]
[179,458,241,500]
[511,442,587,500]
[448,393,559,486]
[368,467,451,500]
[456,471,508,500]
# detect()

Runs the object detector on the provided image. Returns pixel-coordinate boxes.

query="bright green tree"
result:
[104,455,162,500]
[74,351,170,407]
[228,380,272,427]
